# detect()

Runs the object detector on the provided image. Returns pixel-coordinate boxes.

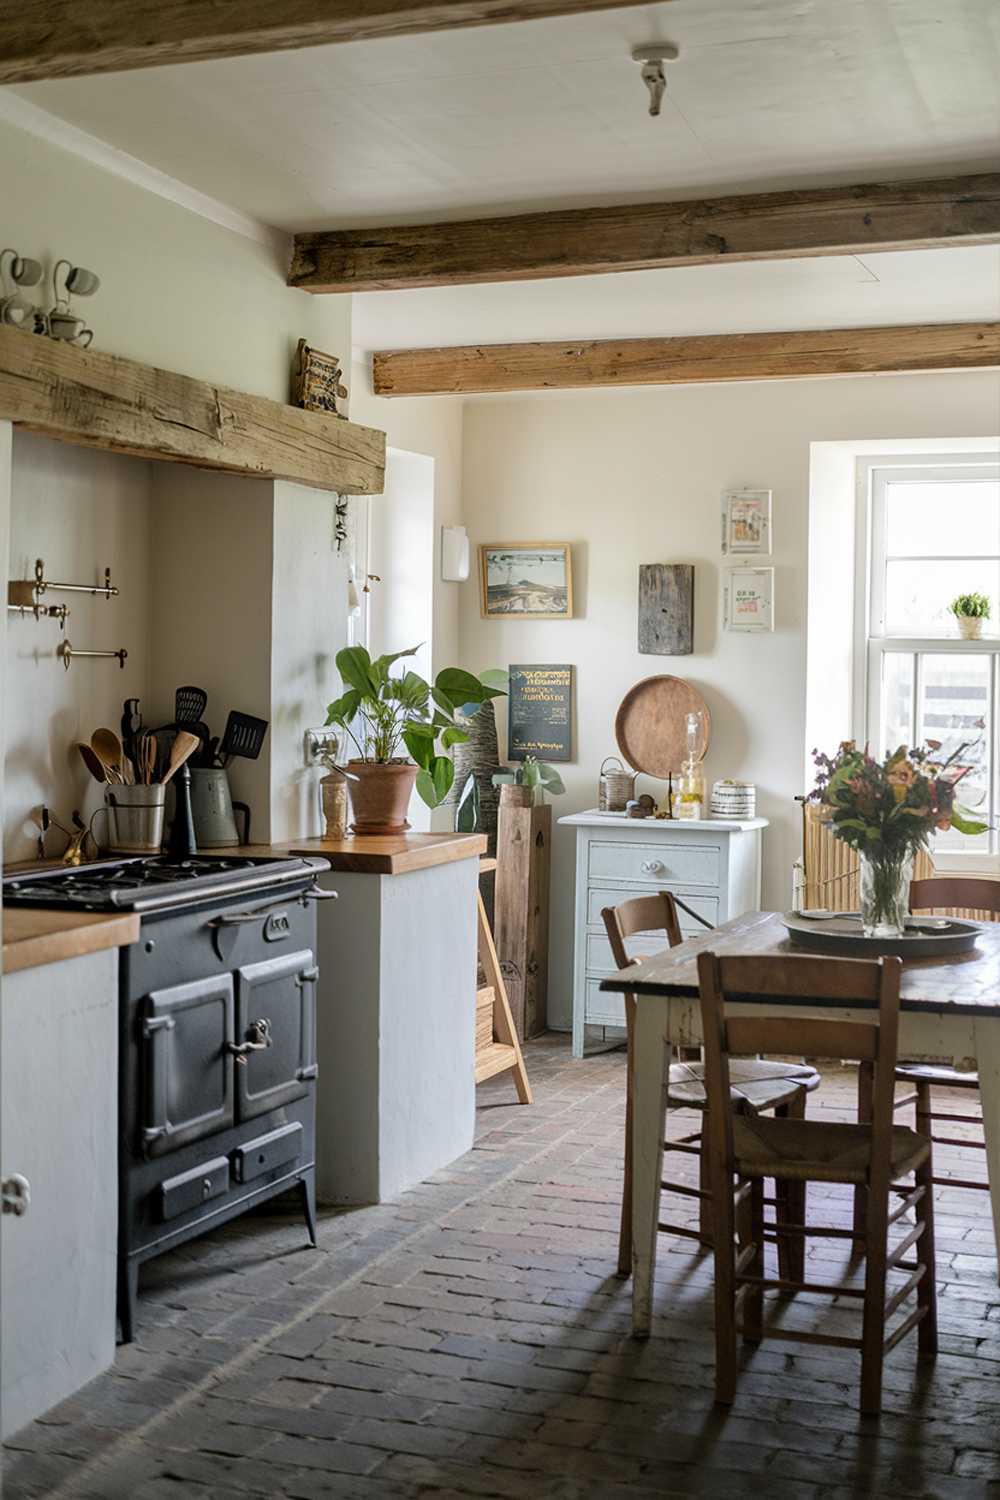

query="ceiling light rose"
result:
[631,43,679,118]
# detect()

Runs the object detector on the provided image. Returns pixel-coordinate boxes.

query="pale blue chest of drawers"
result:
[558,810,767,1057]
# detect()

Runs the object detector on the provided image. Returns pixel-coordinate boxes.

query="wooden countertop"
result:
[261,832,488,875]
[3,908,140,976]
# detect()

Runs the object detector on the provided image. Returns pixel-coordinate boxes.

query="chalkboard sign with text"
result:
[508,665,573,762]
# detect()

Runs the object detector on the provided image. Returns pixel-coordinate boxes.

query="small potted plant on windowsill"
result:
[949,592,991,640]
[325,645,505,834]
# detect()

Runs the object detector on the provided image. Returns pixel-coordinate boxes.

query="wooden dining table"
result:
[599,909,1000,1336]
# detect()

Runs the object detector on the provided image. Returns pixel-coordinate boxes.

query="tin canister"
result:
[105,784,166,852]
[598,756,637,812]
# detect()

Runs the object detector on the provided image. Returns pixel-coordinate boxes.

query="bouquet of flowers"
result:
[810,740,987,934]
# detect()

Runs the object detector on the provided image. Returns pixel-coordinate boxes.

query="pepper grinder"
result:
[166,762,198,860]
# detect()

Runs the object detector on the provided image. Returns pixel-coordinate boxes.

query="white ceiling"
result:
[9,0,1000,353]
[351,246,1000,353]
[13,0,1000,229]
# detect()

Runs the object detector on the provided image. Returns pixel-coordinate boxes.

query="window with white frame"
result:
[861,456,1000,866]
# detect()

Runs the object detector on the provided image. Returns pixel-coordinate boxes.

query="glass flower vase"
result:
[858,850,914,939]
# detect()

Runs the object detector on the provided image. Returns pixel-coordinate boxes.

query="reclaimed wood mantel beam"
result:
[0,326,385,494]
[291,174,1000,293]
[0,0,669,83]
[372,322,1000,396]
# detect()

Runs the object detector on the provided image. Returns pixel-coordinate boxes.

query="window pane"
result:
[880,653,913,753]
[918,654,991,854]
[884,558,1000,635]
[885,478,1000,558]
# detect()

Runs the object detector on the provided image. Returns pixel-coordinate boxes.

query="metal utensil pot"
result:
[189,766,250,848]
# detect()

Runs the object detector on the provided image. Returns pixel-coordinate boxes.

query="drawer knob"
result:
[641,859,664,874]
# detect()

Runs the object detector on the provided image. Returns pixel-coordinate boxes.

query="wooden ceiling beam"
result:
[371,322,1000,396]
[290,173,1000,292]
[0,1,669,84]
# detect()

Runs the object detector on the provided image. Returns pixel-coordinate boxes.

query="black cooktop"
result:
[3,854,325,914]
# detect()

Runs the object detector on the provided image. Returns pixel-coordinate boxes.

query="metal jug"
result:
[189,767,250,848]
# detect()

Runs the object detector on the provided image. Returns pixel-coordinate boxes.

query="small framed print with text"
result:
[724,566,775,633]
[721,489,772,556]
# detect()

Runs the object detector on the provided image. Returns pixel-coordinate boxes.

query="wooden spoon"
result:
[91,727,125,784]
[160,730,200,785]
[76,741,108,783]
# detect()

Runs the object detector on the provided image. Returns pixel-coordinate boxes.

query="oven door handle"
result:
[207,882,337,927]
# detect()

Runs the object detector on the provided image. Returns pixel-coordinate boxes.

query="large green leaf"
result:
[479,668,508,693]
[441,725,469,750]
[371,645,421,680]
[396,670,430,710]
[455,773,480,832]
[537,764,565,795]
[435,667,490,709]
[336,645,376,698]
[325,689,361,726]
[951,809,990,836]
[415,756,455,808]
[402,727,435,770]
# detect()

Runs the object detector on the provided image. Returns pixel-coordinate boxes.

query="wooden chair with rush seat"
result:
[697,949,937,1415]
[602,891,820,1279]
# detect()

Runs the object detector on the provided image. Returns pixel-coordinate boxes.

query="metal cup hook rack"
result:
[58,640,127,672]
[34,557,118,599]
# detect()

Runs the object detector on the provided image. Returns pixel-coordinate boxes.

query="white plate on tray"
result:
[782,911,981,959]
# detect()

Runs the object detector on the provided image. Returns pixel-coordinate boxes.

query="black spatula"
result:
[175,685,208,724]
[219,710,268,767]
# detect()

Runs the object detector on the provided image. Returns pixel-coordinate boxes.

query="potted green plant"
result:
[493,755,566,809]
[948,592,991,640]
[325,645,505,834]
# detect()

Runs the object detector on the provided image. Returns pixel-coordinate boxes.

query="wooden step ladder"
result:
[476,857,532,1103]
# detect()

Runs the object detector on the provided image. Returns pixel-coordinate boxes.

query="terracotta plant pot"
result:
[957,615,985,640]
[346,760,418,834]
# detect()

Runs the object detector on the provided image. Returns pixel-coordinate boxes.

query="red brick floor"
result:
[3,1035,999,1499]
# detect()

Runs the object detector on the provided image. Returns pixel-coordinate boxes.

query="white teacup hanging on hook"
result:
[0,247,42,328]
[46,258,100,346]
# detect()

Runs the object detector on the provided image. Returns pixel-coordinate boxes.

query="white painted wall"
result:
[351,363,464,674]
[271,481,352,842]
[4,434,153,863]
[457,370,1000,1029]
[0,117,350,403]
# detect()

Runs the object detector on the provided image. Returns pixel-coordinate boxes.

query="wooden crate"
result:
[495,801,551,1040]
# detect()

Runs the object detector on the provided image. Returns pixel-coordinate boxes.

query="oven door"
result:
[235,950,318,1123]
[142,975,235,1158]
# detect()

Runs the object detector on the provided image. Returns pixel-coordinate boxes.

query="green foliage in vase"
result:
[948,592,991,619]
[325,645,505,809]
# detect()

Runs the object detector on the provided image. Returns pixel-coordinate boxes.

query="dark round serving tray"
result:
[782,912,981,959]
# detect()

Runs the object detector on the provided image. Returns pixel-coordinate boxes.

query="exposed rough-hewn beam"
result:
[0,0,669,83]
[372,323,1000,396]
[292,173,1000,293]
[0,326,385,494]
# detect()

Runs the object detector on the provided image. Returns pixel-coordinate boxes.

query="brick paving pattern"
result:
[3,1035,1000,1499]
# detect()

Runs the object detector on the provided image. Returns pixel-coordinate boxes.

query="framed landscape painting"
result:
[479,543,573,619]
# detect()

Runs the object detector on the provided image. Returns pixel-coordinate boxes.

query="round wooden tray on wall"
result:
[614,675,711,778]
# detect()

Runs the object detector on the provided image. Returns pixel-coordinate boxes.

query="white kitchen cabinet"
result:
[1,950,119,1438]
[558,811,767,1057]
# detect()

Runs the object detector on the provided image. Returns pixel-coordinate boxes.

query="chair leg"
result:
[698,1119,713,1246]
[773,1092,807,1283]
[854,1060,874,1246]
[860,1176,890,1416]
[914,1079,932,1147]
[713,1168,739,1406]
[914,1148,939,1359]
[742,1176,765,1345]
[617,997,636,1278]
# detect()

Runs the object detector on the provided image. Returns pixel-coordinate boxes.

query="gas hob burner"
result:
[3,853,328,914]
